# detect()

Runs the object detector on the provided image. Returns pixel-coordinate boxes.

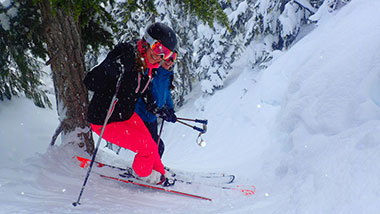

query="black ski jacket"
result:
[84,42,157,125]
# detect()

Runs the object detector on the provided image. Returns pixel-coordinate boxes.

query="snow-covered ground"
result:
[1,0,380,213]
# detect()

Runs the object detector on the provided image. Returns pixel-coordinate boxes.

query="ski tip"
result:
[228,175,236,184]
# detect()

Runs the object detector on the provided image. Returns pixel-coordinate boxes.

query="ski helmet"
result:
[144,22,178,52]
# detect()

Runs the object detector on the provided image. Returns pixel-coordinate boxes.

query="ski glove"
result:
[158,107,177,123]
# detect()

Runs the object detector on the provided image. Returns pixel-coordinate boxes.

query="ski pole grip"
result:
[195,119,208,125]
[193,126,206,134]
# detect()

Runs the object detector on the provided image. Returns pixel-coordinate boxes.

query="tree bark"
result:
[39,0,94,154]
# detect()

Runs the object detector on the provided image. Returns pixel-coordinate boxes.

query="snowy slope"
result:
[1,0,380,213]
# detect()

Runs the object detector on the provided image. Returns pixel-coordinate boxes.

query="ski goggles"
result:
[165,51,177,62]
[151,41,173,60]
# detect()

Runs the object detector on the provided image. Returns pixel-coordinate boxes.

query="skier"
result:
[135,51,178,158]
[84,22,177,185]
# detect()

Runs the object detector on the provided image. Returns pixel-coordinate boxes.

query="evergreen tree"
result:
[0,1,50,107]
[192,0,323,94]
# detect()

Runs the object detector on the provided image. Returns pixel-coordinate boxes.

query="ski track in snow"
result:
[1,0,380,213]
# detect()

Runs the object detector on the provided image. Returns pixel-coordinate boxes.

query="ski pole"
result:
[176,119,208,147]
[176,120,206,134]
[73,70,124,207]
[176,117,208,147]
[157,120,164,145]
[177,117,208,125]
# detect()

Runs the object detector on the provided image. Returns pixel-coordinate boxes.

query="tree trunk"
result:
[39,0,94,154]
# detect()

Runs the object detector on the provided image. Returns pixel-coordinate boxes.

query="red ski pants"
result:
[91,113,165,177]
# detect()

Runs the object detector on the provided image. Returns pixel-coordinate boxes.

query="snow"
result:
[279,2,301,37]
[228,1,248,25]
[0,96,59,168]
[0,12,9,30]
[295,0,317,13]
[0,0,11,7]
[1,0,380,213]
[309,0,335,22]
[0,0,18,31]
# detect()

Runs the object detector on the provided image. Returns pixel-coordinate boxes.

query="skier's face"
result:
[146,47,163,64]
[161,60,173,70]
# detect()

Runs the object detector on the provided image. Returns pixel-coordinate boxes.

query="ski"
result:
[164,167,235,185]
[99,174,212,201]
[73,156,235,186]
[116,169,254,195]
[74,156,256,197]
